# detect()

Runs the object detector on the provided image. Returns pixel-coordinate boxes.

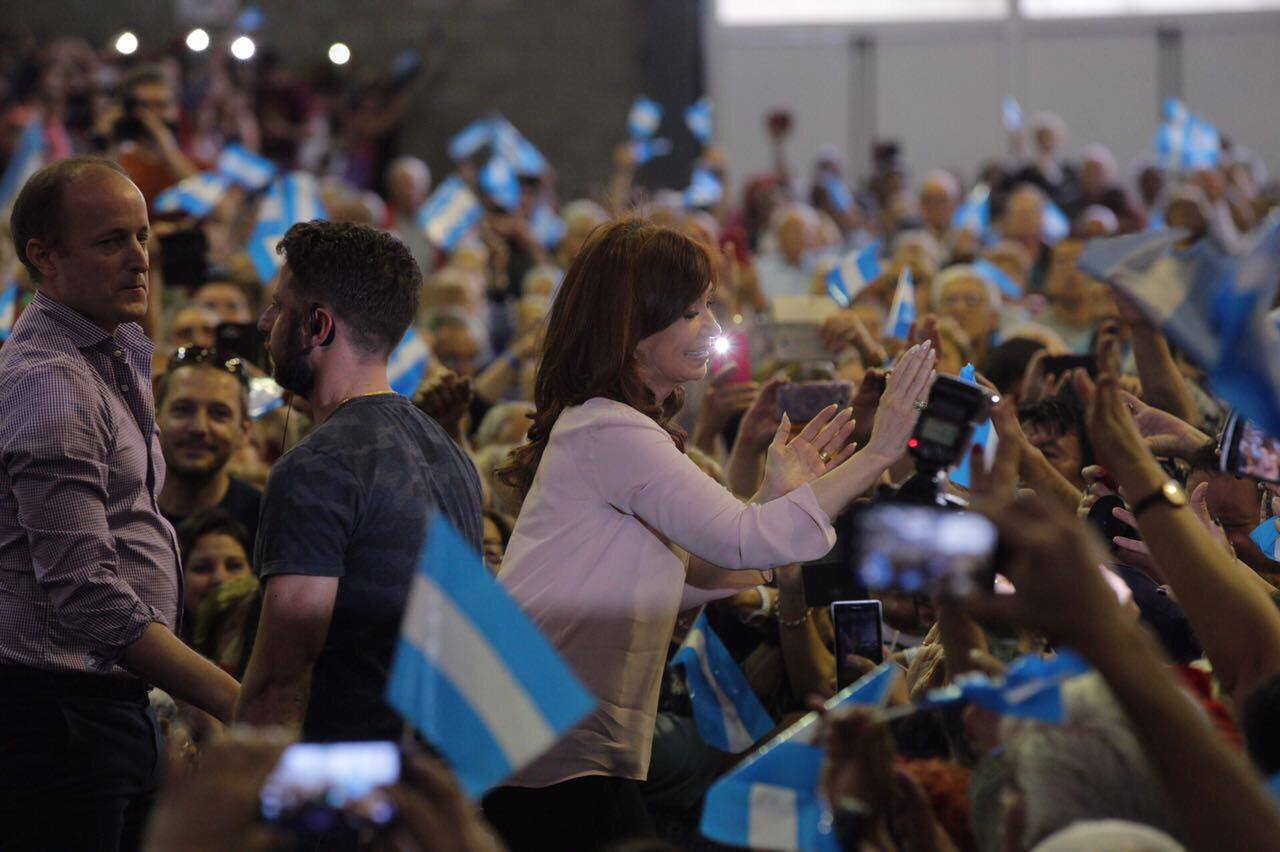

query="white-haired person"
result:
[919,169,961,246]
[932,264,1004,363]
[754,202,821,299]
[1005,111,1079,210]
[1068,144,1146,233]
[384,155,434,271]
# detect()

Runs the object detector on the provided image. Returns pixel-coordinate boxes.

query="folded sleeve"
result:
[580,407,835,569]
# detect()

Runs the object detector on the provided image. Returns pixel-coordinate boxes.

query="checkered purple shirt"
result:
[0,292,180,676]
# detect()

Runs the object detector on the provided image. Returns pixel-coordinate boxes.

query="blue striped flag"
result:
[629,137,674,165]
[951,183,991,237]
[418,175,484,253]
[155,171,231,218]
[0,279,19,341]
[530,202,567,250]
[448,118,495,162]
[700,664,899,851]
[887,266,916,340]
[684,97,714,145]
[480,156,520,211]
[684,168,723,209]
[386,513,596,797]
[1155,101,1220,172]
[973,257,1022,299]
[1042,199,1071,245]
[949,364,996,489]
[387,327,430,397]
[216,142,277,190]
[918,649,1090,723]
[825,241,880,307]
[248,376,286,420]
[248,172,328,284]
[628,96,662,140]
[0,118,46,214]
[1251,517,1279,560]
[491,116,547,177]
[670,612,774,753]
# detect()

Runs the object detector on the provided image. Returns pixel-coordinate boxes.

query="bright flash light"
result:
[230,35,256,61]
[712,336,731,356]
[328,42,351,65]
[114,31,139,55]
[185,28,210,52]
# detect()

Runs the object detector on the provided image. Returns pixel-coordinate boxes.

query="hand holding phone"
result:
[832,600,884,689]
[260,741,400,837]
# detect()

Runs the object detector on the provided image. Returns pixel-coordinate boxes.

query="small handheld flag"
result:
[387,514,596,797]
[684,168,723,209]
[951,183,991,237]
[629,137,674,165]
[919,649,1090,723]
[387,328,430,397]
[825,241,881,307]
[479,156,520,211]
[155,171,231,218]
[1251,517,1279,560]
[973,258,1022,299]
[1042,199,1071,245]
[670,612,774,753]
[628,96,662,140]
[950,363,997,489]
[448,118,495,162]
[886,267,916,340]
[685,97,714,145]
[248,172,328,284]
[248,376,286,420]
[216,143,277,190]
[417,175,484,253]
[529,202,567,250]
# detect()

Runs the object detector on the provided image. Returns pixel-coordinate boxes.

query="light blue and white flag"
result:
[951,183,991,237]
[671,612,774,753]
[629,137,674,165]
[448,118,495,162]
[0,118,46,213]
[825,241,880,307]
[387,327,430,397]
[248,376,286,420]
[386,513,596,798]
[480,156,520,211]
[530,202,567,250]
[819,174,852,216]
[1251,517,1279,560]
[248,172,328,284]
[1155,100,1220,172]
[0,279,19,341]
[684,168,723,209]
[155,171,231,218]
[973,258,1022,299]
[491,116,547,177]
[685,96,714,145]
[700,664,899,851]
[418,175,484,253]
[887,266,916,340]
[919,649,1091,724]
[950,363,997,490]
[628,96,662,140]
[1042,199,1071,245]
[1002,97,1023,132]
[216,142,277,190]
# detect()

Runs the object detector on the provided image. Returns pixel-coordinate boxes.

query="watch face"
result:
[1162,480,1189,507]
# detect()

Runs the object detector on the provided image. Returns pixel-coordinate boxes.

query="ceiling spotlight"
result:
[230,35,256,61]
[114,31,139,56]
[185,28,210,52]
[328,42,351,65]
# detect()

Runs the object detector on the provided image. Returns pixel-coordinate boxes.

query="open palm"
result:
[760,405,858,501]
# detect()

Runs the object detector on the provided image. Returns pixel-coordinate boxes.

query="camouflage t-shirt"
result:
[256,392,483,741]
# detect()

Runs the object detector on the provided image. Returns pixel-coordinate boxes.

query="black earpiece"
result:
[311,308,336,347]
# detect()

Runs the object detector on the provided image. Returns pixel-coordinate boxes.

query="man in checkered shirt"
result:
[0,157,239,850]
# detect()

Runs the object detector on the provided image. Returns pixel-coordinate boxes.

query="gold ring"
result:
[913,399,928,411]
[820,451,832,464]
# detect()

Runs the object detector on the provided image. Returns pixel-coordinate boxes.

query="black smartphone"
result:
[1086,494,1140,547]
[832,600,884,688]
[260,741,399,837]
[1040,354,1098,380]
[215,321,265,370]
[854,504,998,597]
[1221,411,1280,484]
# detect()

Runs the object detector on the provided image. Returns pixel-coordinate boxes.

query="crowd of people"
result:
[3,27,1280,852]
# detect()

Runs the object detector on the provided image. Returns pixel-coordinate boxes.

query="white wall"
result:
[707,11,1280,196]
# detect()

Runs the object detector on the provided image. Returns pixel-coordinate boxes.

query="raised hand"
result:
[1121,390,1213,460]
[736,376,789,451]
[865,342,937,462]
[760,405,858,500]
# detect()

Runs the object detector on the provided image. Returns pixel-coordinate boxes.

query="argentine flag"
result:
[1251,517,1279,561]
[480,156,520,211]
[685,97,714,145]
[628,96,662,140]
[0,279,18,341]
[387,513,596,797]
[952,183,991,237]
[249,172,328,284]
[1156,100,1220,172]
[670,612,774,753]
[918,649,1090,724]
[155,171,231,218]
[700,664,899,851]
[825,241,880,307]
[886,266,916,340]
[418,175,484,253]
[684,168,723,209]
[248,376,286,420]
[387,327,430,397]
[949,364,997,490]
[1042,199,1071,245]
[217,143,277,190]
[491,116,547,177]
[973,258,1022,299]
[0,118,46,214]
[629,137,673,165]
[530,202,567,250]
[448,117,495,162]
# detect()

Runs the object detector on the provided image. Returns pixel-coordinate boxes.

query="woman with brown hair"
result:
[485,218,936,850]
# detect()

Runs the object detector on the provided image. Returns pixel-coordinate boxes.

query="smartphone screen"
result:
[260,741,399,831]
[1040,354,1098,380]
[1222,412,1280,484]
[854,505,998,596]
[832,600,884,688]
[776,381,853,423]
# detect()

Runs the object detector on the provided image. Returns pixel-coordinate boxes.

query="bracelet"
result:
[743,585,776,626]
[779,608,811,629]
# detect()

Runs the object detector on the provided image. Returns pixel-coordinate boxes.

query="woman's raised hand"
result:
[864,342,937,462]
[758,404,859,501]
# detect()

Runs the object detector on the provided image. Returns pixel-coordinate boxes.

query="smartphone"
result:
[216,321,266,370]
[854,504,998,597]
[776,381,853,423]
[1221,411,1280,484]
[832,600,884,688]
[1086,494,1140,547]
[260,741,399,834]
[709,331,752,384]
[1040,354,1097,380]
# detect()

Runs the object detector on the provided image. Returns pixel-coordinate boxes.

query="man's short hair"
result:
[176,507,252,567]
[10,156,129,282]
[155,362,251,422]
[277,221,421,356]
[121,65,169,97]
[1018,388,1095,467]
